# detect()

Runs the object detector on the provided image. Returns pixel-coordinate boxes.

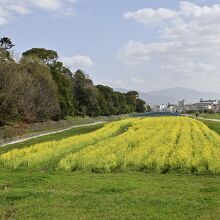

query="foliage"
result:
[49,62,75,119]
[0,37,14,63]
[0,37,15,50]
[146,104,152,112]
[96,85,128,115]
[136,98,146,113]
[125,91,139,113]
[96,85,146,115]
[73,70,101,117]
[1,40,147,124]
[22,48,58,64]
[21,48,146,119]
[0,56,60,124]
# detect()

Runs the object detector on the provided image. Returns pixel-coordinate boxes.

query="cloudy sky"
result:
[1,0,220,92]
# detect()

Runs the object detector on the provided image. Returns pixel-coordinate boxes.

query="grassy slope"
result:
[0,119,220,219]
[0,115,120,145]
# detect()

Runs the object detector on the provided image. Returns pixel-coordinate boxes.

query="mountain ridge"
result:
[115,87,220,105]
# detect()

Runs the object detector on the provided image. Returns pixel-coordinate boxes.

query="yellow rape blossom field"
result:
[1,117,220,174]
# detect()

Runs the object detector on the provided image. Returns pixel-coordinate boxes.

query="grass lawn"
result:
[0,119,220,219]
[200,119,220,135]
[0,169,220,220]
[200,113,220,120]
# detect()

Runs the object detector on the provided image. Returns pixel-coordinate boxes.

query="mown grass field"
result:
[0,170,219,220]
[0,117,220,219]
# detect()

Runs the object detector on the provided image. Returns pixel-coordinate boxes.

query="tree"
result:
[22,49,75,118]
[0,37,15,50]
[96,85,116,115]
[22,48,58,64]
[136,98,146,113]
[0,56,60,124]
[96,85,136,115]
[116,92,129,114]
[0,37,15,62]
[0,43,148,124]
[49,61,75,118]
[73,70,100,117]
[146,105,152,112]
[125,91,139,113]
[19,56,61,122]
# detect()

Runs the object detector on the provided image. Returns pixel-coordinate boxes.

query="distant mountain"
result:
[115,87,220,105]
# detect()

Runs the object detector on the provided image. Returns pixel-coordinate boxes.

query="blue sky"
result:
[1,0,220,92]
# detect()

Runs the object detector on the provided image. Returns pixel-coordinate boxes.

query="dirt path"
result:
[0,121,106,147]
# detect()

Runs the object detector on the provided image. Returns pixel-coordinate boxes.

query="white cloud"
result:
[61,55,95,70]
[118,40,183,65]
[179,1,220,18]
[124,8,177,25]
[114,78,146,87]
[0,7,11,25]
[130,77,146,84]
[8,4,30,15]
[124,1,220,26]
[29,0,62,11]
[0,0,77,25]
[161,62,216,76]
[119,1,220,91]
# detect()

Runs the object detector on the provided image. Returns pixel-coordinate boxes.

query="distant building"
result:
[200,98,218,104]
[210,101,220,112]
[178,100,185,108]
[191,99,218,111]
[152,98,220,113]
[214,104,220,113]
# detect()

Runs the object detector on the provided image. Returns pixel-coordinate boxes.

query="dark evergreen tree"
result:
[49,62,75,119]
[136,98,146,113]
[73,70,100,117]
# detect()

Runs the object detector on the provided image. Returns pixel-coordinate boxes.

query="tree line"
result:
[0,37,147,125]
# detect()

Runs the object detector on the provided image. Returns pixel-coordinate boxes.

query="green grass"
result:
[0,119,220,219]
[200,113,220,120]
[0,123,104,155]
[0,169,220,220]
[200,120,220,135]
